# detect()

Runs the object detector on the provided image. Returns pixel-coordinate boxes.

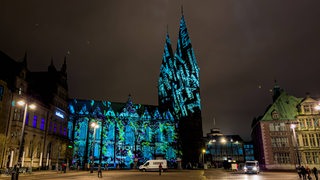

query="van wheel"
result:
[143,169,146,172]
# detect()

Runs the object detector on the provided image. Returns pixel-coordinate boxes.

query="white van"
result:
[243,160,260,174]
[139,160,168,172]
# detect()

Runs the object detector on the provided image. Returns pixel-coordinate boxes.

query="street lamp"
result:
[202,149,206,169]
[290,123,301,167]
[90,122,99,173]
[16,100,36,180]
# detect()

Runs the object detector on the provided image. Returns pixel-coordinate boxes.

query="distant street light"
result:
[90,122,99,173]
[16,100,36,180]
[220,138,227,144]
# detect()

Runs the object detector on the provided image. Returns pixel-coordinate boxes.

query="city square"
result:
[0,168,301,180]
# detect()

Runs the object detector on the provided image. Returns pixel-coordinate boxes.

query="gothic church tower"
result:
[158,12,203,166]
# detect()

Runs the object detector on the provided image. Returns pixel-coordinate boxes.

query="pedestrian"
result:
[11,165,17,180]
[97,164,102,178]
[313,167,318,180]
[105,163,108,171]
[61,162,66,173]
[306,166,312,180]
[159,163,162,176]
[301,166,307,180]
[297,166,302,179]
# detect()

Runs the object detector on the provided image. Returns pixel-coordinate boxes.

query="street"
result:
[0,168,301,180]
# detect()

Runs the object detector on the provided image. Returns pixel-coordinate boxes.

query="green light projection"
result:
[69,97,178,168]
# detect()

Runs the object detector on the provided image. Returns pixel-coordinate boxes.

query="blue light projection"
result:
[69,96,178,168]
[158,15,201,120]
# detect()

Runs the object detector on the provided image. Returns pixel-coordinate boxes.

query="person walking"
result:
[297,166,302,179]
[312,167,318,180]
[301,166,307,180]
[159,163,162,176]
[306,166,312,180]
[97,164,102,178]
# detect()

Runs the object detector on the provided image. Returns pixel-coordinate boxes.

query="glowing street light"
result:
[202,149,206,169]
[290,123,301,167]
[16,100,36,180]
[220,137,227,144]
[90,122,99,173]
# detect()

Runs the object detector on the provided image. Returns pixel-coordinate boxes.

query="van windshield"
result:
[245,162,256,166]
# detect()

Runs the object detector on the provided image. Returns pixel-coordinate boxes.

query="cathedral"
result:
[68,13,203,169]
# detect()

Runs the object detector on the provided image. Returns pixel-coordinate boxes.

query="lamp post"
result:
[16,100,36,180]
[90,122,99,173]
[290,123,301,167]
[202,149,206,169]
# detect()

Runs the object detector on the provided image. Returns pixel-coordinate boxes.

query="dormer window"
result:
[272,110,279,120]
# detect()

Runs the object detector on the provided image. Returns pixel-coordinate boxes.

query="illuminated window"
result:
[25,113,29,125]
[0,85,3,101]
[54,123,57,133]
[269,123,286,131]
[40,118,45,130]
[274,153,290,164]
[33,115,37,128]
[271,111,279,120]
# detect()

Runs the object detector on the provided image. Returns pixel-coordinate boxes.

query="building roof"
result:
[0,51,26,90]
[260,92,303,121]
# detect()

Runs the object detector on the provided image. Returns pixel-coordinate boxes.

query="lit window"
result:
[25,113,29,125]
[0,85,3,101]
[54,123,57,133]
[60,125,63,135]
[33,115,37,128]
[40,118,45,130]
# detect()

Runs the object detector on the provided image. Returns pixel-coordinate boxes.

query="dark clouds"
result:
[1,1,320,140]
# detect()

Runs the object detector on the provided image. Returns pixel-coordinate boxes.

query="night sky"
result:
[1,1,320,141]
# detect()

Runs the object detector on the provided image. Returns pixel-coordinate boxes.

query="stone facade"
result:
[252,84,320,170]
[0,51,70,169]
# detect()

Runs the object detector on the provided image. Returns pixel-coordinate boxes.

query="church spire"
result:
[48,57,57,72]
[272,80,282,102]
[60,56,67,75]
[158,29,175,111]
[22,51,28,67]
[181,5,184,15]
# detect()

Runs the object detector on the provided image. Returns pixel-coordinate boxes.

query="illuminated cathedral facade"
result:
[68,13,203,168]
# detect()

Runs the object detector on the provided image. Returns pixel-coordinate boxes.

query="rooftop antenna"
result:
[166,24,169,34]
[213,117,216,128]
